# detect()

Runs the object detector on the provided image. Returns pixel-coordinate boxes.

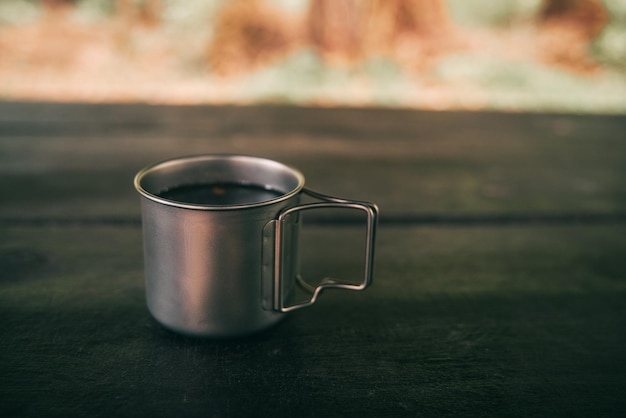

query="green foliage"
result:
[593,0,626,69]
[602,0,626,21]
[434,52,626,112]
[0,0,40,25]
[73,0,115,19]
[594,25,626,69]
[445,0,543,27]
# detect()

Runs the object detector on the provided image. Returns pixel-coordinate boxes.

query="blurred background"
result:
[1,0,625,113]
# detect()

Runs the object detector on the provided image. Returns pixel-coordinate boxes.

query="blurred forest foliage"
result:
[0,0,625,112]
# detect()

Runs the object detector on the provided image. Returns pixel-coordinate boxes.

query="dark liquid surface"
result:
[158,182,284,205]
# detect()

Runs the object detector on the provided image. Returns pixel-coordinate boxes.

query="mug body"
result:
[135,155,304,337]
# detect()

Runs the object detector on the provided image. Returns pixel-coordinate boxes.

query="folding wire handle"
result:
[273,189,378,313]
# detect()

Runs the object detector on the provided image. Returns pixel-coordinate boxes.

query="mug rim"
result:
[134,154,305,211]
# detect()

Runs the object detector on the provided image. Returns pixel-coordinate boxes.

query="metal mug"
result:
[134,154,378,337]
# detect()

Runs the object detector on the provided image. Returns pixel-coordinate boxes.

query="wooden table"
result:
[1,101,625,417]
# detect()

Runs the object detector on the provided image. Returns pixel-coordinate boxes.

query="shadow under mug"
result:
[134,154,378,337]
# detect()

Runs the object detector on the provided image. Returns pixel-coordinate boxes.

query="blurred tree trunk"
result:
[307,0,453,64]
[537,0,608,72]
[115,0,162,28]
[307,0,364,62]
[41,0,74,17]
[364,0,452,51]
[539,0,607,37]
[207,0,298,76]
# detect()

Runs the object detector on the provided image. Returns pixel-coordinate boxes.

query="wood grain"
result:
[1,102,625,220]
[1,101,625,417]
[1,225,625,416]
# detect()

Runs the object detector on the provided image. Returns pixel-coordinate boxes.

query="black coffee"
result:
[158,182,284,205]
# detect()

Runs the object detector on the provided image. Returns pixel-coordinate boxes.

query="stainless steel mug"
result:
[134,154,378,337]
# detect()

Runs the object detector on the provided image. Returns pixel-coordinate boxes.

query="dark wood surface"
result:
[1,101,625,417]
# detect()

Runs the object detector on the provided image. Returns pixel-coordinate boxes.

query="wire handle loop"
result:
[274,188,378,313]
